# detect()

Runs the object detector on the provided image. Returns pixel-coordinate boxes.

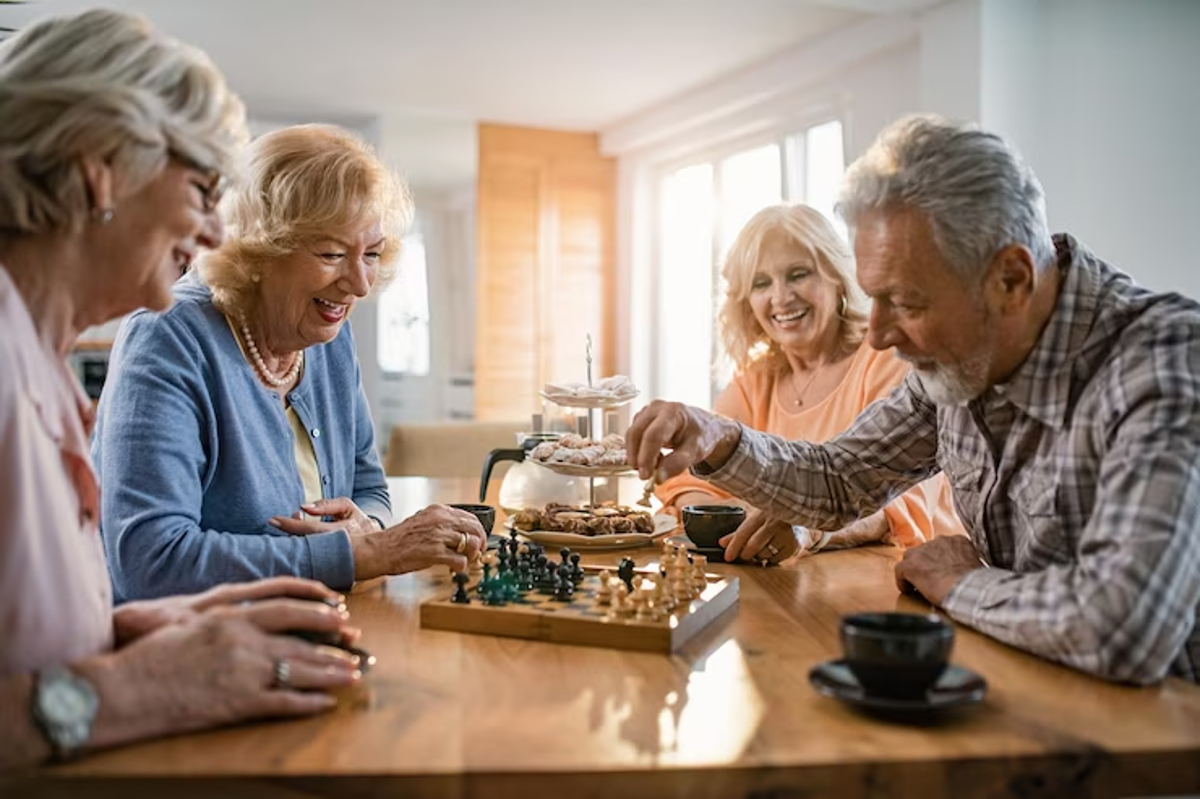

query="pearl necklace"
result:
[237,312,303,388]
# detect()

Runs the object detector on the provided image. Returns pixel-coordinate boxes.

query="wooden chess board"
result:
[419,563,739,653]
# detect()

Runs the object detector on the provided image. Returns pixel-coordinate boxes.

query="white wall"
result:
[922,0,1200,298]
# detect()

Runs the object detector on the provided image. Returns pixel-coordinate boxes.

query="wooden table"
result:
[16,477,1200,798]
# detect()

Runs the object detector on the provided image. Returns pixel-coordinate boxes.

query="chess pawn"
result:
[631,575,644,594]
[692,563,708,591]
[673,574,694,602]
[606,583,630,621]
[596,570,614,606]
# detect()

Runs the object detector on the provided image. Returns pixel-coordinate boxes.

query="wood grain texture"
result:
[474,124,616,421]
[16,478,1200,798]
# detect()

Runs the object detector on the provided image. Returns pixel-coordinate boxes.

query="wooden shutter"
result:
[474,124,616,421]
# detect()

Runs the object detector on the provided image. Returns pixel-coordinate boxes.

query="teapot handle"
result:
[480,448,526,503]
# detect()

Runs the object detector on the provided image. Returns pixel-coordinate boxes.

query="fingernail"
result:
[267,518,281,527]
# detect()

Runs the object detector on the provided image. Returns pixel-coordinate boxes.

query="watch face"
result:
[43,679,93,724]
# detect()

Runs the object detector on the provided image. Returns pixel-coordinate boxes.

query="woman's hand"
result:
[113,577,345,647]
[78,597,362,751]
[719,508,808,565]
[269,497,379,538]
[349,505,487,581]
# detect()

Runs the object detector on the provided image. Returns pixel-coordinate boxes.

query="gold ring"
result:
[455,532,468,554]
[767,543,780,557]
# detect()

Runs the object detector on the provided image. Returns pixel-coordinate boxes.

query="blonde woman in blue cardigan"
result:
[94,125,486,601]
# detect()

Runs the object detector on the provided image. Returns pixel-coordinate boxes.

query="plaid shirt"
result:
[706,235,1200,684]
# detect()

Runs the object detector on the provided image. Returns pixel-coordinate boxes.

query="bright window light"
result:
[377,233,431,375]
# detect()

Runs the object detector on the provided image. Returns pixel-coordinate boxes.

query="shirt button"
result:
[311,428,321,438]
[322,475,330,485]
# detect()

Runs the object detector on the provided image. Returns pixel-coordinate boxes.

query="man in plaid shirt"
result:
[628,115,1198,685]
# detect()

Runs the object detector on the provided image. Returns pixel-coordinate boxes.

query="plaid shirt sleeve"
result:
[944,323,1200,685]
[702,373,942,530]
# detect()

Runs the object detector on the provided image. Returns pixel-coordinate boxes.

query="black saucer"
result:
[808,659,986,720]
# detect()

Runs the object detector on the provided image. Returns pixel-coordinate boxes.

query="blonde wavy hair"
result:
[719,204,868,372]
[199,124,411,315]
[0,9,247,235]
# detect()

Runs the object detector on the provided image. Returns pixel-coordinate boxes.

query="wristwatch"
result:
[32,666,99,760]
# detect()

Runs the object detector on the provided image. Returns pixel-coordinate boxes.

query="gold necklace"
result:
[789,366,821,408]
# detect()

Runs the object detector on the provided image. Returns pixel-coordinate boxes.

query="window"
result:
[653,120,846,407]
[377,232,431,375]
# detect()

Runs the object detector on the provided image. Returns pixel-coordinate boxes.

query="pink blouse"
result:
[0,265,113,677]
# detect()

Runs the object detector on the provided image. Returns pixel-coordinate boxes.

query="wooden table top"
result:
[18,477,1200,798]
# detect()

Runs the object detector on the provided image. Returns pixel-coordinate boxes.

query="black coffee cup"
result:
[448,502,496,535]
[681,504,746,548]
[841,612,953,699]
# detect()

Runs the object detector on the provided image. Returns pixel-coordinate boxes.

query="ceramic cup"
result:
[840,612,954,699]
[681,504,746,548]
[448,503,496,535]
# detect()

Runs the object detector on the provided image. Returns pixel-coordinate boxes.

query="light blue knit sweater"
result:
[93,273,391,601]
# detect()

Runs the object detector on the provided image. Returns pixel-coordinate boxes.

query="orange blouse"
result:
[656,343,965,547]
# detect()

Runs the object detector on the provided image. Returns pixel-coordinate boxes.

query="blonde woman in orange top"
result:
[656,204,964,563]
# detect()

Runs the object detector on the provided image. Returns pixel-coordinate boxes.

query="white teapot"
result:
[479,432,590,513]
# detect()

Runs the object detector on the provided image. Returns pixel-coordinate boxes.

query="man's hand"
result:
[893,536,985,606]
[626,400,743,482]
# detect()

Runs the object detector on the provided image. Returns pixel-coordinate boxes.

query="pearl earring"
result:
[251,273,261,283]
[91,207,115,225]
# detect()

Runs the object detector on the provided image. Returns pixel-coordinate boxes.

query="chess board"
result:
[419,564,739,654]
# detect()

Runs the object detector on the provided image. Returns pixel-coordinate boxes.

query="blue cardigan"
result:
[93,274,391,601]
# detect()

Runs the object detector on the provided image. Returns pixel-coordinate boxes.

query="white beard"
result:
[909,349,992,407]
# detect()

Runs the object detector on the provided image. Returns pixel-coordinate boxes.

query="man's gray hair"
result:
[836,114,1055,282]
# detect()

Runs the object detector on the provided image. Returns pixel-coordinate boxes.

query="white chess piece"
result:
[596,570,614,606]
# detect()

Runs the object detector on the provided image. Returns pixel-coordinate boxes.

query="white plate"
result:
[529,459,636,477]
[539,390,639,410]
[505,513,676,551]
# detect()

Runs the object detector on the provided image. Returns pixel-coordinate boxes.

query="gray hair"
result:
[836,114,1054,283]
[0,8,247,235]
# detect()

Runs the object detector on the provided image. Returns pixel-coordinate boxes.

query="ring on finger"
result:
[455,532,468,555]
[271,658,292,690]
[767,543,780,557]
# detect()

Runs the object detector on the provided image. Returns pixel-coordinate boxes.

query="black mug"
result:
[448,502,496,535]
[841,612,953,699]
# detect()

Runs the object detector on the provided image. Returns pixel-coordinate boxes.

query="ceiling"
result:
[2,0,944,190]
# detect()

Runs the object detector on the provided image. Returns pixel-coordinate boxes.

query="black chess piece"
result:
[617,557,636,592]
[552,563,575,601]
[569,552,584,583]
[451,571,471,604]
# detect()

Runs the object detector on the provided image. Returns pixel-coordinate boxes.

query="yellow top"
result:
[655,343,965,547]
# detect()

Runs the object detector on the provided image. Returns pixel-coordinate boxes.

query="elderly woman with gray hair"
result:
[0,10,365,769]
[92,123,487,603]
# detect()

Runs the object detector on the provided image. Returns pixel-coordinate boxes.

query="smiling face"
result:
[95,156,222,315]
[254,221,384,352]
[746,232,843,359]
[855,208,995,406]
